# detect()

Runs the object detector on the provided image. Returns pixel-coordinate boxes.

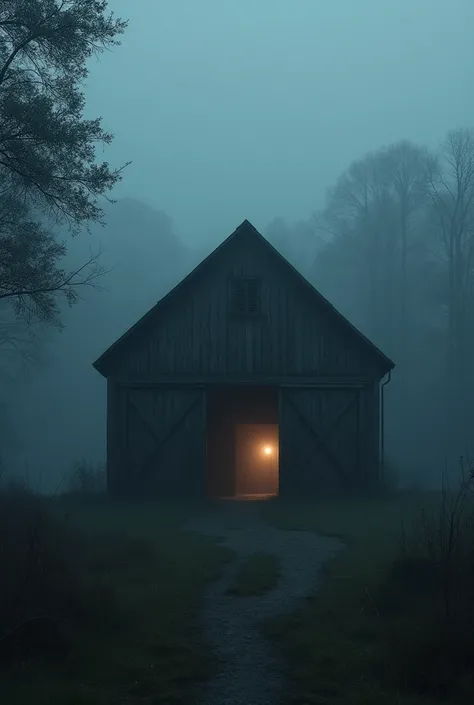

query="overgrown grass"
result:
[61,459,106,501]
[378,467,474,700]
[6,458,474,705]
[227,552,281,596]
[0,484,233,705]
[260,491,472,705]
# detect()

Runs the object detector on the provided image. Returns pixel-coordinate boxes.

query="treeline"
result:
[266,129,474,483]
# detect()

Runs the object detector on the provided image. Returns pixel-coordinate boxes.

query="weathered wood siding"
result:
[107,382,206,497]
[278,382,380,496]
[103,232,385,382]
[101,226,391,498]
[106,379,124,496]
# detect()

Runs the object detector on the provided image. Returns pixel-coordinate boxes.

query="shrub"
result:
[62,459,106,500]
[0,482,119,667]
[378,457,474,698]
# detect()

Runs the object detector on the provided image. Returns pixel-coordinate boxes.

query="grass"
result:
[4,470,474,705]
[227,552,281,596]
[259,492,472,705]
[0,489,233,705]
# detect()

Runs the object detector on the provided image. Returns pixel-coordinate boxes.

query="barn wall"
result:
[107,380,381,498]
[359,381,381,489]
[278,382,380,497]
[107,383,206,498]
[106,378,125,496]
[104,233,385,382]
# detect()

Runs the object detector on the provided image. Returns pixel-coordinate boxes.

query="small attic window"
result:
[230,278,262,317]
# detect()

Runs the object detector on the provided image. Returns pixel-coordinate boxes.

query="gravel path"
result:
[186,501,343,705]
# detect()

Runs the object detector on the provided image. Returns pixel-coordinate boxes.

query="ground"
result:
[260,494,473,705]
[2,491,470,705]
[186,500,341,704]
[0,499,232,705]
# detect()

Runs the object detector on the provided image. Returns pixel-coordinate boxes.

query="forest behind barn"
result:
[266,133,474,487]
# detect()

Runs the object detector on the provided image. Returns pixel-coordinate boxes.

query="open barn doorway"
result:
[206,385,279,499]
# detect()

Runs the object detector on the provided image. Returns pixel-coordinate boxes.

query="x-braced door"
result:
[279,386,363,495]
[124,386,205,497]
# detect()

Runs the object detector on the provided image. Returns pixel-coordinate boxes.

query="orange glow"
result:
[235,423,279,497]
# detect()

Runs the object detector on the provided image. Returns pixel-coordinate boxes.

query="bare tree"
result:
[384,141,432,349]
[316,154,386,338]
[428,134,474,346]
[315,144,431,354]
[427,128,474,430]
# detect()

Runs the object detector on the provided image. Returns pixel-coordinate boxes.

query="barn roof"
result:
[93,219,395,377]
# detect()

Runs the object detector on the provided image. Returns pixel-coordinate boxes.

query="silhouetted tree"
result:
[307,130,474,477]
[0,0,128,325]
[427,128,474,433]
[383,141,432,349]
[314,142,432,357]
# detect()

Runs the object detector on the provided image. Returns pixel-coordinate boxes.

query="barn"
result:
[93,220,395,500]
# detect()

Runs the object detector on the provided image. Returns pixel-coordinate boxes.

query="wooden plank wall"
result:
[107,383,206,498]
[104,234,384,382]
[103,231,386,497]
[278,382,381,496]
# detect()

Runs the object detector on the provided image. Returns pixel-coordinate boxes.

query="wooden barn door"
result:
[279,386,364,496]
[123,386,205,497]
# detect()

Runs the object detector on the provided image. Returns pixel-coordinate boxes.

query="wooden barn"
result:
[93,220,395,500]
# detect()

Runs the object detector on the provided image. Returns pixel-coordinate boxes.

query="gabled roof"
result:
[93,219,395,376]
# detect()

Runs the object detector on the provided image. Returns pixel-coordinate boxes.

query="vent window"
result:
[230,278,262,316]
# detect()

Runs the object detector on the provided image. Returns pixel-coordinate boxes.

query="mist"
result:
[2,0,474,491]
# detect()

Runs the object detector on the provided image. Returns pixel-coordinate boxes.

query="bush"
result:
[378,458,474,698]
[62,459,106,500]
[0,482,119,667]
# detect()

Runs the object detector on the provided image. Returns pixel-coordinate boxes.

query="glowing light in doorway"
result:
[263,445,273,455]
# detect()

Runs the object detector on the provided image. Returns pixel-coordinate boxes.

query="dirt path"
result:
[186,501,342,705]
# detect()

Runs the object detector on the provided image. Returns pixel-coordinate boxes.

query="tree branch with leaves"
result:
[0,0,129,227]
[0,0,128,328]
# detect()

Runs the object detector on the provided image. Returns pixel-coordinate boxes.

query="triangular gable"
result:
[93,219,395,376]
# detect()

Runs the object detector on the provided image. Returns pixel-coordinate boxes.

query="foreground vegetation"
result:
[261,474,474,705]
[0,482,232,705]
[3,460,474,705]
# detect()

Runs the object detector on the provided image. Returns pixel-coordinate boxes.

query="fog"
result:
[2,0,474,491]
[86,0,473,245]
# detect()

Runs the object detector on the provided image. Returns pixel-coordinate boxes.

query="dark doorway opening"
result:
[206,385,279,499]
